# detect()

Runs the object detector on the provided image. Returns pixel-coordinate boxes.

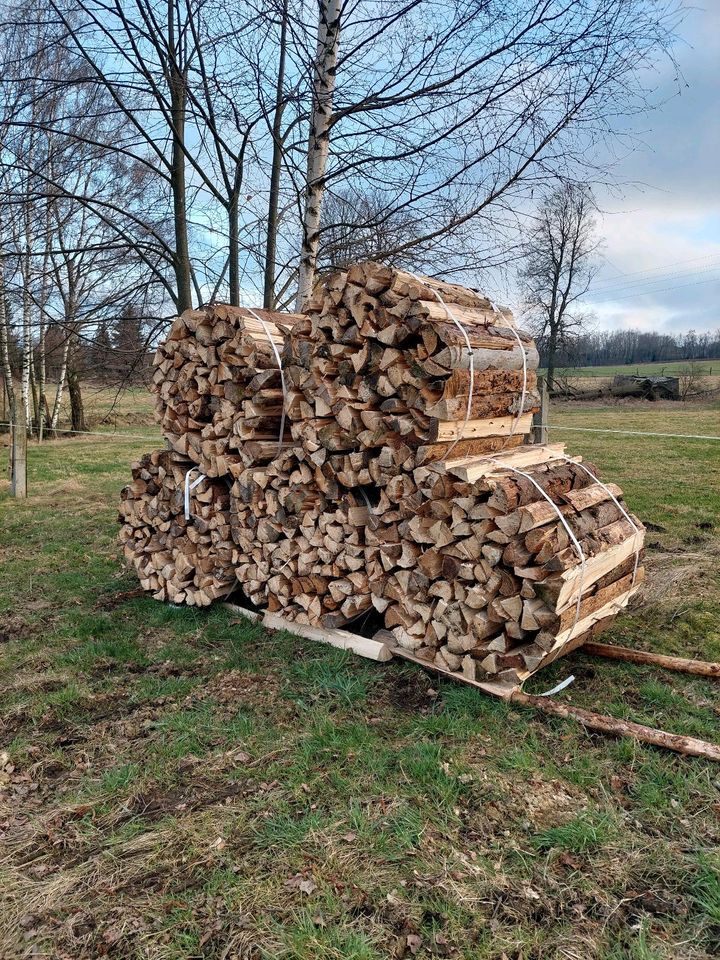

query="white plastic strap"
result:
[561,456,642,589]
[488,299,528,448]
[244,306,287,454]
[354,485,379,530]
[536,674,576,697]
[489,459,586,639]
[505,325,528,440]
[408,274,473,459]
[184,467,206,520]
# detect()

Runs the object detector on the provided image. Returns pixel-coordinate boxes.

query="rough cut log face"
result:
[118,449,237,606]
[120,261,646,686]
[228,448,375,627]
[151,304,305,477]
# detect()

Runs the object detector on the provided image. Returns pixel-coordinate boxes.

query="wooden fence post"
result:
[10,403,27,498]
[533,375,549,444]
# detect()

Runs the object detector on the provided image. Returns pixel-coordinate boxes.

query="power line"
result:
[590,275,720,304]
[593,253,720,287]
[590,262,720,296]
[545,424,720,441]
[1,422,159,440]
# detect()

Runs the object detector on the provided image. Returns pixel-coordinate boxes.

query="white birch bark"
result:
[50,337,70,432]
[295,0,342,312]
[0,264,16,424]
[20,244,32,428]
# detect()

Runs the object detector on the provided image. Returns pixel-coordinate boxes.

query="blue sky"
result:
[586,3,720,334]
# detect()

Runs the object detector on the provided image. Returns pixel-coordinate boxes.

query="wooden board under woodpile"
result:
[118,449,236,606]
[120,263,646,688]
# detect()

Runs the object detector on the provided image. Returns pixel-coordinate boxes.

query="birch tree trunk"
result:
[50,336,70,432]
[0,265,16,425]
[20,244,32,430]
[295,0,342,311]
[263,0,289,310]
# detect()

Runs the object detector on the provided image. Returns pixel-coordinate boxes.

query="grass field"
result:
[552,360,720,379]
[1,395,719,959]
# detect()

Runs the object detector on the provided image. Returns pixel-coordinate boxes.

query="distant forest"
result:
[537,328,720,370]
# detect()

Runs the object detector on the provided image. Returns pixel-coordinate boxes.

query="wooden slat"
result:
[435,413,534,442]
[263,612,394,662]
[446,442,568,482]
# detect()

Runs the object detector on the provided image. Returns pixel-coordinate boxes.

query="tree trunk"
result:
[0,269,16,425]
[29,361,39,431]
[228,190,240,307]
[295,0,342,312]
[67,367,86,433]
[50,337,70,432]
[168,3,192,314]
[20,246,32,432]
[546,327,558,392]
[264,0,289,310]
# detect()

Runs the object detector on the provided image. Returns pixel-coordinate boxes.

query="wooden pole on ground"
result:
[510,690,720,762]
[10,403,27,498]
[391,646,720,762]
[533,375,548,444]
[582,642,720,678]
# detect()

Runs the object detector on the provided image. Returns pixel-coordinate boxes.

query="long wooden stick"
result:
[582,642,720,678]
[510,691,720,762]
[391,646,720,762]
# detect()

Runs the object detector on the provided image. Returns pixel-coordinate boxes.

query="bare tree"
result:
[519,183,600,391]
[1,0,684,327]
[286,0,681,300]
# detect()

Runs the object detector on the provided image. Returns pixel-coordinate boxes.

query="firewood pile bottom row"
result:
[119,261,646,688]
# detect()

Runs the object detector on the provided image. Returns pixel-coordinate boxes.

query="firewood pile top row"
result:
[120,261,645,687]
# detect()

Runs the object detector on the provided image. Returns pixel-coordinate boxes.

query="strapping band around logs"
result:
[503,324,528,445]
[184,467,207,520]
[489,459,586,639]
[245,306,288,454]
[561,455,642,590]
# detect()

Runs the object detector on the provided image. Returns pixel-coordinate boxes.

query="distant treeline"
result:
[537,328,720,369]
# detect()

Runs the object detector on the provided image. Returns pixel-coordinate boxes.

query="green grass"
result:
[532,813,617,854]
[549,359,720,378]
[0,401,719,958]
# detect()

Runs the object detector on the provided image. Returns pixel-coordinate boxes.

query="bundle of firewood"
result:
[121,261,645,685]
[284,262,540,478]
[151,304,302,476]
[369,444,643,685]
[118,449,236,605]
[229,449,375,626]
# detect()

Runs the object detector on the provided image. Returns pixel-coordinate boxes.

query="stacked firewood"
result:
[369,445,643,685]
[118,449,236,606]
[120,262,645,684]
[152,304,302,476]
[229,449,375,626]
[284,261,540,478]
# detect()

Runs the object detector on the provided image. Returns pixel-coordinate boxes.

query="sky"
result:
[586,3,720,335]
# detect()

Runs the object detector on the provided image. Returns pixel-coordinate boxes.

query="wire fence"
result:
[3,406,719,503]
[3,420,719,445]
